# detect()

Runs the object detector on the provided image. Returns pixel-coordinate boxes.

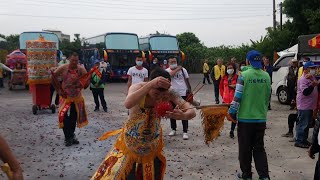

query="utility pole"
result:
[280,2,283,30]
[273,0,276,30]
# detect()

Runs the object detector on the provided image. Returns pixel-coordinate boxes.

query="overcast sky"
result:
[0,0,285,47]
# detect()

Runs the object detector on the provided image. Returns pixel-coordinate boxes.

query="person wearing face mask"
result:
[166,56,192,140]
[227,50,271,180]
[90,60,107,112]
[295,61,320,148]
[298,57,311,80]
[150,57,160,73]
[238,61,247,76]
[219,63,238,138]
[162,59,169,70]
[127,55,149,90]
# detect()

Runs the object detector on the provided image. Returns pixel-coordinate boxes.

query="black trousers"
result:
[288,83,296,103]
[203,73,211,84]
[288,113,298,132]
[170,96,188,133]
[50,84,59,105]
[91,88,107,109]
[63,103,77,140]
[213,80,220,102]
[0,78,3,88]
[231,122,237,132]
[238,122,269,179]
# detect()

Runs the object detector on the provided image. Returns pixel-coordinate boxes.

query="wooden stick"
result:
[180,104,230,111]
[192,81,201,93]
[184,84,205,104]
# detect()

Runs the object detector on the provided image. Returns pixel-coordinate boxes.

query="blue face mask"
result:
[136,61,143,66]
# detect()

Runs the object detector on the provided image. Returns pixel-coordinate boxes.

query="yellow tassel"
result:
[200,106,228,145]
[1,163,13,180]
[98,129,123,141]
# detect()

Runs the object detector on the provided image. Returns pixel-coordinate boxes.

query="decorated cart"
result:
[6,49,27,90]
[26,35,57,115]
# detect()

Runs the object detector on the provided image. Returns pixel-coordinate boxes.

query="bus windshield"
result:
[105,34,139,50]
[19,32,59,49]
[149,36,179,51]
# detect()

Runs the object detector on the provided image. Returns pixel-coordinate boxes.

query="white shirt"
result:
[127,66,148,84]
[166,67,189,96]
[100,61,107,72]
[58,59,70,66]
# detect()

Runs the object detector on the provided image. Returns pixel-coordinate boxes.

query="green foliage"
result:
[283,0,320,35]
[5,34,19,52]
[60,34,82,57]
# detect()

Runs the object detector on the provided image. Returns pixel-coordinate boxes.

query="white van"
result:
[272,53,295,104]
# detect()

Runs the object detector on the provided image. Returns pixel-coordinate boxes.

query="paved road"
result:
[0,74,315,180]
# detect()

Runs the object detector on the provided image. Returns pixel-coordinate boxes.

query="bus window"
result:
[149,36,179,51]
[106,34,139,50]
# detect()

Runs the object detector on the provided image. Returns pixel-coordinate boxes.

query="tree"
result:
[177,32,201,50]
[60,34,82,57]
[177,32,205,73]
[5,35,19,52]
[283,0,320,35]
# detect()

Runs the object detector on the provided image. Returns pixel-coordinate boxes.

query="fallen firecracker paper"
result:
[1,163,13,180]
[200,105,229,145]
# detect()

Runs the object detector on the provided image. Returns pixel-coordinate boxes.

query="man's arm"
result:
[125,77,171,109]
[144,69,148,82]
[0,135,23,180]
[80,66,90,89]
[169,91,196,120]
[97,71,106,85]
[127,68,132,90]
[228,75,245,115]
[168,66,182,76]
[302,80,318,96]
[0,63,13,72]
[127,76,132,90]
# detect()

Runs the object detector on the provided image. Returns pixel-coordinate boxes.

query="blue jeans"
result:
[295,110,313,144]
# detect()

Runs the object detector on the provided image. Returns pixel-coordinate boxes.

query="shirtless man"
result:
[92,68,196,179]
[53,52,90,146]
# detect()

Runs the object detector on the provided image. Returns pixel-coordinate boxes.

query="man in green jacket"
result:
[228,50,271,180]
[91,60,107,112]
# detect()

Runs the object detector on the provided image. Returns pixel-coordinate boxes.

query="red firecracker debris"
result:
[154,102,173,117]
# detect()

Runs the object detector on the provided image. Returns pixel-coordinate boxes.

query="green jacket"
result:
[90,71,105,89]
[238,68,271,122]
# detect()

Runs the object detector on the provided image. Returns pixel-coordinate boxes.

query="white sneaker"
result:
[168,130,176,136]
[183,133,189,140]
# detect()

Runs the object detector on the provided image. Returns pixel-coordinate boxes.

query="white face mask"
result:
[163,60,167,65]
[310,69,316,75]
[303,62,307,65]
[153,61,157,64]
[170,64,177,69]
[136,61,143,66]
[227,69,234,75]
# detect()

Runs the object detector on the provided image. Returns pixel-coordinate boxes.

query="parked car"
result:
[272,34,320,104]
[272,53,295,104]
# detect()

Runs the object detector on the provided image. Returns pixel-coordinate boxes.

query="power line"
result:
[0,13,271,21]
[30,0,272,8]
[13,0,272,12]
[13,2,271,17]
[99,0,271,6]
[16,0,272,7]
